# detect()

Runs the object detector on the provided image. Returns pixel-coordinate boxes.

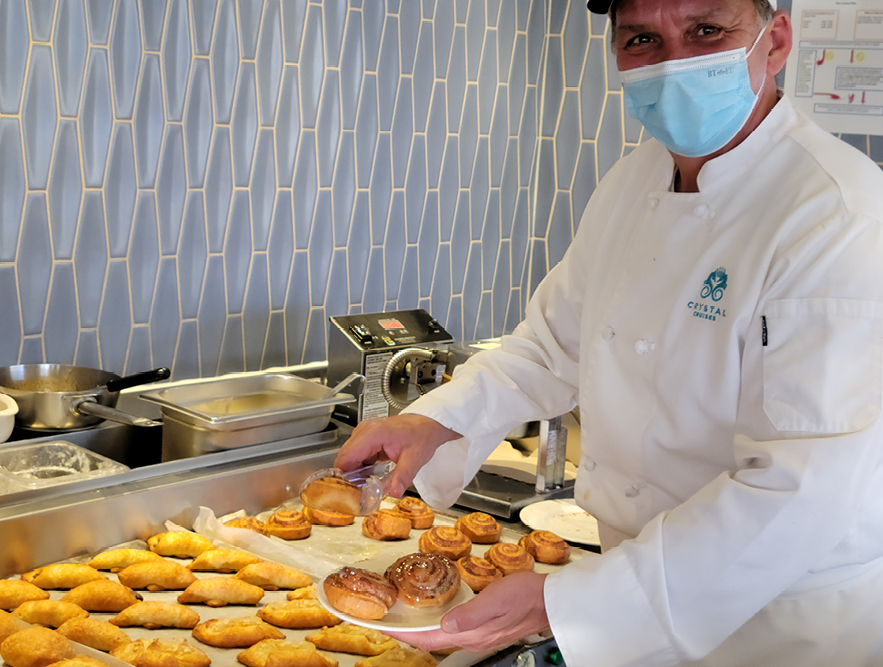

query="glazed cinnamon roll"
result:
[518,530,571,565]
[301,476,362,515]
[304,507,355,526]
[361,510,412,541]
[385,553,460,608]
[393,497,435,530]
[454,512,502,543]
[417,526,471,560]
[323,567,397,620]
[265,510,312,540]
[485,543,535,576]
[455,556,502,592]
[224,516,271,536]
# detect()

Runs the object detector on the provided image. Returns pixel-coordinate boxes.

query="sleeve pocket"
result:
[763,298,883,434]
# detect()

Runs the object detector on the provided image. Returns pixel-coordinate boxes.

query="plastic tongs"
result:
[298,460,396,516]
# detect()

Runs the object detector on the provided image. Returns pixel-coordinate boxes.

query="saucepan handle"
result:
[106,367,171,393]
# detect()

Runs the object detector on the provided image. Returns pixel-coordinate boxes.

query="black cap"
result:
[586,0,613,13]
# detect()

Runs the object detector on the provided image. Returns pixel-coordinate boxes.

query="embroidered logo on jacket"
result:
[687,267,728,322]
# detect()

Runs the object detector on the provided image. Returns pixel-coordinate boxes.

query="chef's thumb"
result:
[441,598,491,634]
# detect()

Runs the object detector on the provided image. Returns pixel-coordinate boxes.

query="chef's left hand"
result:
[390,571,550,653]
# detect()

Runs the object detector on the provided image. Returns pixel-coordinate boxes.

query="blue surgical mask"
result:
[618,26,768,158]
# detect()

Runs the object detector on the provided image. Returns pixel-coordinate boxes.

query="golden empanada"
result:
[61,579,140,612]
[146,532,214,558]
[177,577,264,607]
[257,599,341,629]
[87,549,162,572]
[109,601,200,630]
[354,647,438,667]
[45,657,107,667]
[117,560,197,591]
[306,622,398,656]
[286,585,317,600]
[111,638,211,667]
[237,638,339,667]
[236,561,312,590]
[0,609,19,644]
[187,548,262,573]
[57,617,131,652]
[12,600,88,628]
[0,579,49,610]
[0,627,75,667]
[191,616,284,648]
[21,565,107,590]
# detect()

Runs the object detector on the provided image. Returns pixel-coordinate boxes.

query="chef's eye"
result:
[695,24,722,37]
[624,33,654,48]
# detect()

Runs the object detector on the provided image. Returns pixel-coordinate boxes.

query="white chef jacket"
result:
[404,95,883,666]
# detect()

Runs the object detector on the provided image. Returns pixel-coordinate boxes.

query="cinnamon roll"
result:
[454,512,501,543]
[385,553,460,608]
[393,498,435,530]
[455,556,502,592]
[485,543,535,576]
[224,517,271,536]
[417,526,471,560]
[518,530,571,565]
[322,567,397,620]
[361,510,411,541]
[304,507,355,527]
[301,476,362,515]
[264,510,312,540]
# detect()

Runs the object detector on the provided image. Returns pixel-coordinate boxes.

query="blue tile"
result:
[391,77,413,188]
[531,139,554,237]
[549,0,566,33]
[597,92,623,179]
[282,0,307,63]
[243,254,270,371]
[198,255,227,374]
[508,33,526,132]
[231,62,258,187]
[309,191,334,306]
[426,82,446,188]
[377,15,399,131]
[548,192,573,269]
[340,10,363,130]
[518,87,536,187]
[54,0,89,117]
[511,188,529,284]
[405,136,427,244]
[563,2,588,87]
[361,0,384,71]
[384,191,405,300]
[109,0,142,119]
[44,263,78,363]
[300,5,325,127]
[422,0,435,19]
[447,26,466,132]
[284,251,310,363]
[542,37,564,137]
[257,0,283,126]
[178,192,208,319]
[80,50,113,187]
[0,267,21,364]
[398,245,419,308]
[470,138,489,241]
[173,320,200,380]
[492,239,510,336]
[20,338,44,364]
[438,136,458,243]
[75,192,109,328]
[325,248,349,316]
[489,91,507,187]
[455,0,467,23]
[606,37,621,91]
[477,31,497,132]
[413,21,434,127]
[191,0,217,55]
[212,0,240,124]
[156,125,187,255]
[500,137,517,238]
[48,121,82,260]
[355,73,378,188]
[133,54,163,187]
[431,242,451,325]
[526,0,544,84]
[504,288,522,334]
[268,191,294,309]
[123,326,151,375]
[263,311,287,368]
[323,0,346,69]
[528,238,547,297]
[591,10,608,35]
[348,191,371,303]
[204,127,233,253]
[162,0,192,122]
[76,329,101,369]
[450,191,469,293]
[370,133,392,245]
[386,0,399,14]
[482,190,500,288]
[475,291,493,340]
[28,0,54,41]
[419,191,439,299]
[316,69,341,187]
[129,193,159,323]
[225,191,253,313]
[302,307,327,363]
[184,59,213,188]
[459,84,478,187]
[293,130,317,249]
[139,0,167,51]
[85,0,113,45]
[446,294,462,341]
[462,243,481,338]
[99,260,131,371]
[218,315,244,374]
[18,195,52,335]
[21,45,57,190]
[433,0,454,76]
[497,1,515,83]
[238,0,263,60]
[870,135,883,162]
[400,0,420,74]
[557,90,580,188]
[276,66,300,187]
[465,0,484,81]
[0,0,27,114]
[515,0,530,31]
[571,142,596,233]
[104,124,137,257]
[251,129,277,251]
[0,119,25,262]
[333,132,356,247]
[487,0,500,26]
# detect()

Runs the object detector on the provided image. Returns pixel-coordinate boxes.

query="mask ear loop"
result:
[747,21,772,99]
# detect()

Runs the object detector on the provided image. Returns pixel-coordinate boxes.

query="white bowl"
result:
[0,393,18,443]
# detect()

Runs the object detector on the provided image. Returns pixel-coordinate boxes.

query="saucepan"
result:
[0,364,171,432]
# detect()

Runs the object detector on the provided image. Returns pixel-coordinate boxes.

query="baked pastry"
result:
[110,638,211,667]
[146,532,214,558]
[393,497,435,529]
[455,512,502,543]
[117,559,197,591]
[518,530,571,565]
[257,599,342,629]
[0,627,75,667]
[236,561,312,590]
[87,549,162,572]
[354,647,438,667]
[191,616,284,648]
[225,517,271,536]
[56,617,131,652]
[300,476,362,515]
[109,601,200,630]
[304,507,355,526]
[12,600,89,628]
[264,509,312,540]
[286,584,317,600]
[0,609,19,644]
[456,556,503,592]
[322,566,397,620]
[385,553,460,608]
[485,543,535,575]
[187,548,263,572]
[21,565,107,590]
[45,657,107,667]
[177,577,265,606]
[237,638,339,667]
[306,622,397,655]
[417,526,472,560]
[361,510,411,541]
[0,579,50,609]
[61,579,140,612]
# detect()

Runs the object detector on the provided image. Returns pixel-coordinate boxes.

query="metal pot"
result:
[0,365,171,431]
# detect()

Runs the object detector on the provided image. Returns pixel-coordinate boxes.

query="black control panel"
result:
[331,310,452,351]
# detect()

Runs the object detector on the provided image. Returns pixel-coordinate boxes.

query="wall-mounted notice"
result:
[784,0,883,135]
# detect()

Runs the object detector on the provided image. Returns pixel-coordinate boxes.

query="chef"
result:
[336,0,883,664]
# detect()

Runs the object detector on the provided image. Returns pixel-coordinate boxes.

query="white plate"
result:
[316,558,473,632]
[520,498,600,546]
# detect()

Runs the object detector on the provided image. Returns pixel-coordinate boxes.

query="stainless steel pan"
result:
[0,365,170,431]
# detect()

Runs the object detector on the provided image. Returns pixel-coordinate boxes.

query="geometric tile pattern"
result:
[0,0,879,380]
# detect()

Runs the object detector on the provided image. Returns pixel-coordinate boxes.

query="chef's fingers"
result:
[386,629,460,652]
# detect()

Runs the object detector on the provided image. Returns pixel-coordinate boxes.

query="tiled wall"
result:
[0,0,879,380]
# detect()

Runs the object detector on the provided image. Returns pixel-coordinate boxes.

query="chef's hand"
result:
[334,415,461,498]
[390,572,550,653]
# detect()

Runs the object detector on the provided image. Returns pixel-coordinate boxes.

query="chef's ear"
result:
[766,11,793,77]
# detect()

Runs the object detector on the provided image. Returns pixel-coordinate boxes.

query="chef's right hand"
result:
[334,415,461,498]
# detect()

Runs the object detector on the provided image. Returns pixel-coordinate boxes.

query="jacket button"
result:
[602,326,615,341]
[583,459,596,471]
[648,198,659,210]
[694,204,714,219]
[634,339,655,355]
[625,483,643,498]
